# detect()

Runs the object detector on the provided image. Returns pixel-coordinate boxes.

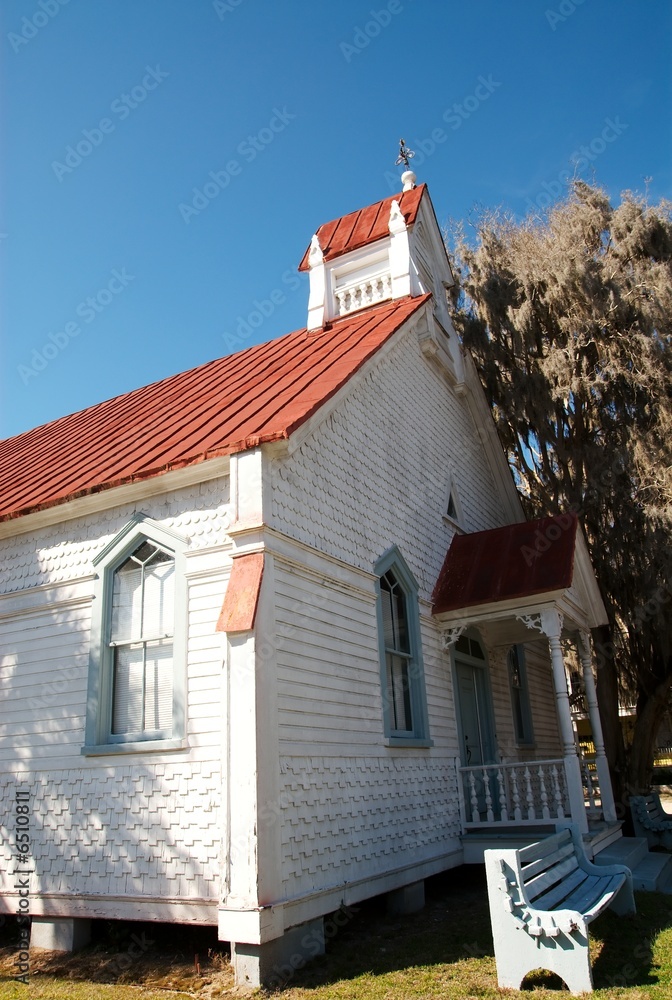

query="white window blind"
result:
[110,541,174,737]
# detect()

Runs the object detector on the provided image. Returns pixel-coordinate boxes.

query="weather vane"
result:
[395,138,415,169]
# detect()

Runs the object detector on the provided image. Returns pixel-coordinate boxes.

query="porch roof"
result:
[432,513,577,613]
[432,513,607,633]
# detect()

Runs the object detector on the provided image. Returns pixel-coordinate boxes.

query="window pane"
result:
[112,644,144,734]
[133,540,158,563]
[143,559,174,637]
[508,646,532,744]
[144,639,173,733]
[392,586,409,653]
[380,571,409,653]
[111,561,143,641]
[469,638,485,659]
[387,653,413,732]
[380,579,395,649]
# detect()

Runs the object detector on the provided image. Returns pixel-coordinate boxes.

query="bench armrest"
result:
[568,826,631,880]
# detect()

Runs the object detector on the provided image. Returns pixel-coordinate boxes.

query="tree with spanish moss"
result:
[449,181,672,802]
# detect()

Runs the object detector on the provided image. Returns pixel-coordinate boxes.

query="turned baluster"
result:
[468,771,479,823]
[524,766,535,820]
[496,766,508,822]
[511,766,522,822]
[483,767,494,823]
[538,764,550,820]
[551,764,565,819]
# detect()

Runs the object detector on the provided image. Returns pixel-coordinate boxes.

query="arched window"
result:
[375,548,430,745]
[380,569,413,732]
[110,540,175,738]
[84,514,187,753]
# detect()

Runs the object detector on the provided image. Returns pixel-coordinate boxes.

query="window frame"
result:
[375,547,431,747]
[507,644,535,748]
[82,514,188,756]
[442,473,464,531]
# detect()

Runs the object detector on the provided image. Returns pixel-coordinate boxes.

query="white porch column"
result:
[518,610,589,835]
[578,631,617,823]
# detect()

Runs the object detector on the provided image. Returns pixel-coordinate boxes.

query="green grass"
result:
[2,867,672,998]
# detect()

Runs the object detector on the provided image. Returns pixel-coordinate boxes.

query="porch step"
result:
[631,852,672,892]
[462,827,556,864]
[593,836,672,892]
[593,836,649,870]
[586,820,624,856]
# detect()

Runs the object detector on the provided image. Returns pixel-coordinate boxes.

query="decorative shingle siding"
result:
[0,764,221,902]
[271,328,505,600]
[0,477,231,595]
[279,755,461,894]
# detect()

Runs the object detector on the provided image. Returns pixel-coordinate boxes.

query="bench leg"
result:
[610,873,636,917]
[492,922,594,995]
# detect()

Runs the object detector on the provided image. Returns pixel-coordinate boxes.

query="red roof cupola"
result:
[300,178,456,334]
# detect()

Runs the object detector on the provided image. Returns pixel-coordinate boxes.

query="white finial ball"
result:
[401,169,417,192]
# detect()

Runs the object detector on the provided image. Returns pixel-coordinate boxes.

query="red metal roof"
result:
[432,514,578,614]
[298,185,426,271]
[0,295,429,523]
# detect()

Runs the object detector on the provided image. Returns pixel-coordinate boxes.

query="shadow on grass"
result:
[270,871,672,996]
[589,891,672,991]
[270,866,497,992]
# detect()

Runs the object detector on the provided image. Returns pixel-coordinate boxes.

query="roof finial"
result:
[395,138,417,192]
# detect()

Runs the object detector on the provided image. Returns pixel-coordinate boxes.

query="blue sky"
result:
[1,0,670,439]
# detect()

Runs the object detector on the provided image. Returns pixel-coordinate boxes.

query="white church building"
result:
[0,173,617,986]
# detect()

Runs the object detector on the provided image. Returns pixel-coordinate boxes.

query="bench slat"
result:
[518,829,571,864]
[581,875,625,922]
[521,839,576,882]
[557,874,606,914]
[531,866,591,911]
[525,854,580,902]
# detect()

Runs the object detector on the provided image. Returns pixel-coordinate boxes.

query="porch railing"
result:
[458,759,571,827]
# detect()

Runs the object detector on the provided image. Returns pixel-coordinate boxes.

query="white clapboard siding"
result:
[273,557,463,895]
[420,618,458,746]
[275,565,381,748]
[0,482,230,917]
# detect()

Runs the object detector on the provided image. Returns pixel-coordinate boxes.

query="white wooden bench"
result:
[484,827,635,994]
[630,792,672,850]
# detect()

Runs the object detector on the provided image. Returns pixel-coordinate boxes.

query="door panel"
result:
[457,663,485,767]
[456,660,497,820]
